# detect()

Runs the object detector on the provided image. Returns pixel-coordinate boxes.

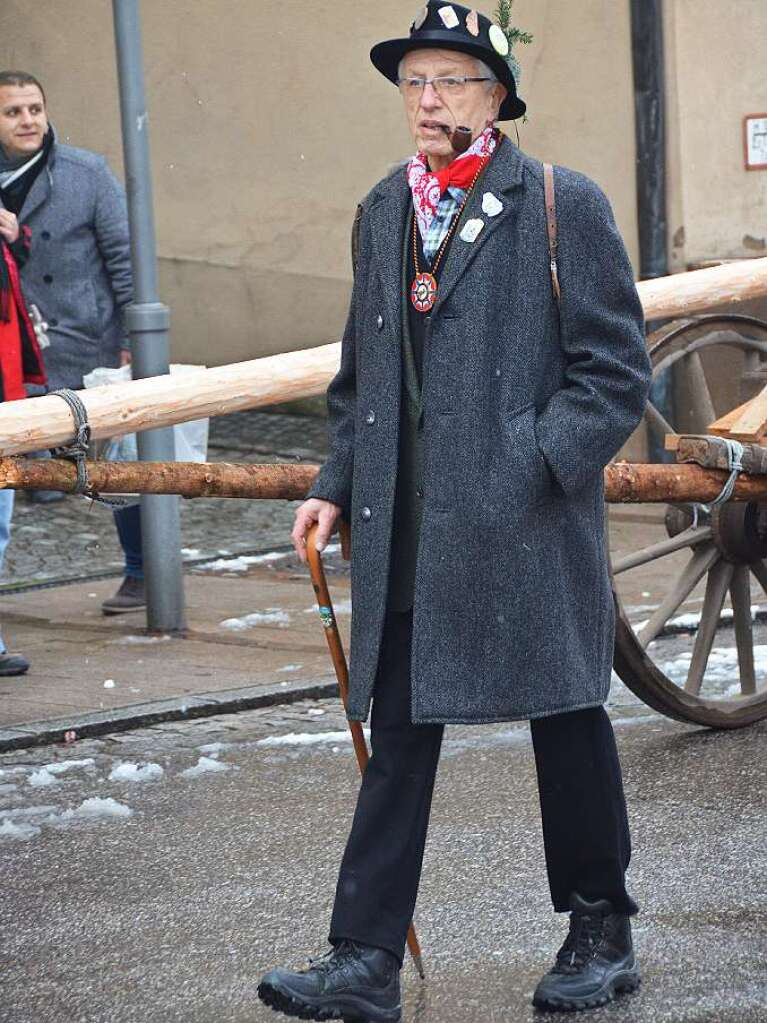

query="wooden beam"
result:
[0,257,765,458]
[3,457,767,505]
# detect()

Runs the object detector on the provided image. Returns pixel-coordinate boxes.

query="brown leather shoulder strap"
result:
[543,163,561,307]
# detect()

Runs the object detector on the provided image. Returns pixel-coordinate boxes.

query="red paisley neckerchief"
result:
[407,126,498,241]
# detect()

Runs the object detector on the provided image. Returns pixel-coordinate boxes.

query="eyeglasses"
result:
[397,76,493,99]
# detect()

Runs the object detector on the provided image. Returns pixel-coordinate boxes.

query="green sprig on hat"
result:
[494,0,533,86]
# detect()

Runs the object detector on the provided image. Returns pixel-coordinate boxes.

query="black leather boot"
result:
[533,893,641,1012]
[258,939,401,1022]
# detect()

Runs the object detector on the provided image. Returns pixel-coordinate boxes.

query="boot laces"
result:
[306,940,360,976]
[553,913,605,975]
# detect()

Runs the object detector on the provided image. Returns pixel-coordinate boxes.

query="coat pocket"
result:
[478,403,553,518]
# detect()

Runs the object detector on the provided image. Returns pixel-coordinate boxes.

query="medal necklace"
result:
[410,153,489,314]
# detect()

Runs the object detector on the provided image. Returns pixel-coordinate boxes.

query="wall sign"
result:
[744,113,767,170]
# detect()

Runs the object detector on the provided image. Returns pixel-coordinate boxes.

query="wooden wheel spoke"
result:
[679,352,717,433]
[644,399,675,441]
[637,544,720,648]
[730,566,757,696]
[612,526,713,575]
[684,559,735,694]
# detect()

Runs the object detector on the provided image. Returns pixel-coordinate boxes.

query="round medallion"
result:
[489,23,510,56]
[411,272,437,313]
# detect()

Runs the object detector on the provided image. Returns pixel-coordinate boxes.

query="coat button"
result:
[360,506,372,522]
[416,488,424,499]
[376,314,384,331]
[43,274,53,284]
[41,231,51,241]
[49,317,58,327]
[365,410,376,425]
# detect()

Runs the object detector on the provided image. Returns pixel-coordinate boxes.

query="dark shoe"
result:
[0,653,30,676]
[532,893,641,1012]
[101,576,146,615]
[27,489,66,504]
[258,939,401,1022]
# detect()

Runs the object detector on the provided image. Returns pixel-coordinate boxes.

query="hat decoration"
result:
[493,0,533,89]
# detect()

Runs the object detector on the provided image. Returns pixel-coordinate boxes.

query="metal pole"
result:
[112,0,186,631]
[630,0,671,462]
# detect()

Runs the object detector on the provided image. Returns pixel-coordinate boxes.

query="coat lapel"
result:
[433,136,525,316]
[18,162,52,221]
[368,167,410,337]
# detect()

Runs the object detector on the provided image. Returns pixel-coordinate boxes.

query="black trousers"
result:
[329,609,638,965]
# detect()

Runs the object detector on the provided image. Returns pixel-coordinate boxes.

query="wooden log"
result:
[0,458,318,501]
[4,457,767,505]
[0,256,765,458]
[0,342,340,457]
[638,256,767,321]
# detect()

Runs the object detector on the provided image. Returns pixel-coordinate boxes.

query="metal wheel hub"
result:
[713,502,767,564]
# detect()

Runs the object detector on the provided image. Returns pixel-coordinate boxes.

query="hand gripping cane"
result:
[306,522,426,979]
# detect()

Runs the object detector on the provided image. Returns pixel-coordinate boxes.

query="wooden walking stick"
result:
[305,523,426,979]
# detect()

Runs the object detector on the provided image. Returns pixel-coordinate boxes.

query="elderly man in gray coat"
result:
[259,4,652,1019]
[0,70,144,614]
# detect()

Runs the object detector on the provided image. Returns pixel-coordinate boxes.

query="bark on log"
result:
[0,255,765,458]
[4,457,767,505]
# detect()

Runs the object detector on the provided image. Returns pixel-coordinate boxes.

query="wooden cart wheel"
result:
[611,314,767,728]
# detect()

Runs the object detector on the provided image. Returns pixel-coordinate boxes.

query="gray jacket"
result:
[13,140,132,390]
[308,137,652,725]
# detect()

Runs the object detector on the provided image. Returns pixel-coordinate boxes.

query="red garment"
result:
[0,238,46,402]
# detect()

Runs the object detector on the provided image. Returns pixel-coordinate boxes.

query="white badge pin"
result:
[460,218,485,243]
[489,23,510,56]
[438,5,460,29]
[482,192,503,217]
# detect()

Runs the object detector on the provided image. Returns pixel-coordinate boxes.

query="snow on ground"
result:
[662,644,767,686]
[257,729,369,748]
[181,756,233,778]
[108,762,164,783]
[220,609,290,631]
[197,551,287,573]
[109,634,172,645]
[303,599,352,616]
[0,819,40,840]
[277,664,303,673]
[46,797,132,824]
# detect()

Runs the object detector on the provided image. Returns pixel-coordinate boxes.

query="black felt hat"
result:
[370,2,526,121]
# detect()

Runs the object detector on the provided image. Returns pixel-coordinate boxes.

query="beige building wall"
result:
[2,1,765,367]
[1,0,640,367]
[666,0,767,270]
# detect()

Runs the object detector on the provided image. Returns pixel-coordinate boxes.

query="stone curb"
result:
[0,677,339,754]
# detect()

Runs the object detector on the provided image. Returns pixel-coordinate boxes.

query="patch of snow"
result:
[110,634,172,645]
[306,708,326,717]
[0,819,40,840]
[181,756,232,777]
[220,609,290,631]
[278,664,303,673]
[109,762,164,783]
[0,783,17,794]
[48,797,132,823]
[43,759,95,776]
[661,645,767,685]
[303,599,352,615]
[181,548,200,557]
[0,805,58,818]
[257,730,368,748]
[103,679,116,689]
[28,768,58,788]
[198,742,228,755]
[198,551,286,573]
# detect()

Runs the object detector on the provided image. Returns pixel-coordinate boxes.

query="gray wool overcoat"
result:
[308,136,652,725]
[9,139,132,390]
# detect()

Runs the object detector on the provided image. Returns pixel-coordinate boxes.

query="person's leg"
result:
[113,505,144,580]
[0,490,28,675]
[102,505,145,614]
[530,706,640,1012]
[329,608,445,964]
[259,608,440,1021]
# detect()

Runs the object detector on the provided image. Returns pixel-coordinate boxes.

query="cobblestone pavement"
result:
[1,411,329,590]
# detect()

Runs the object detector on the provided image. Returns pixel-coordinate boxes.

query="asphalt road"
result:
[1,682,765,1023]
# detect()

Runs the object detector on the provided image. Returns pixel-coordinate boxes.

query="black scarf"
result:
[0,127,54,216]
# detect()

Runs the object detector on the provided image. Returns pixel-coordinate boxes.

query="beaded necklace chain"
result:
[410,153,489,314]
